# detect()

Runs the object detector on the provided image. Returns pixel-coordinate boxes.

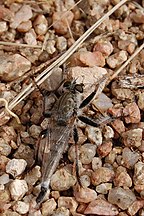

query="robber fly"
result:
[35,79,103,203]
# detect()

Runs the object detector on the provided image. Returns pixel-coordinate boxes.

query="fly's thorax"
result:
[57,91,76,126]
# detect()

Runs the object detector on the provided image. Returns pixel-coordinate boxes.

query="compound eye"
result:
[75,84,84,93]
[63,81,71,89]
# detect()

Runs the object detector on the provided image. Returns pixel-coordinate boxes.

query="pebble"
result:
[121,147,140,169]
[80,174,90,188]
[111,119,125,134]
[92,157,102,171]
[96,183,112,194]
[107,50,128,68]
[0,5,14,21]
[130,10,144,24]
[92,93,113,113]
[13,201,29,214]
[93,40,113,57]
[73,184,97,203]
[0,138,11,156]
[138,92,144,110]
[0,21,8,34]
[114,167,132,187]
[84,198,119,215]
[72,51,105,67]
[0,173,9,185]
[1,210,20,216]
[134,162,144,186]
[9,179,28,201]
[33,14,48,35]
[127,200,144,216]
[79,143,96,164]
[24,29,37,45]
[6,158,27,178]
[122,128,143,148]
[42,198,57,216]
[29,125,41,139]
[58,196,78,213]
[123,102,141,123]
[56,36,67,52]
[10,5,33,29]
[13,144,35,167]
[91,167,115,186]
[53,11,74,34]
[85,126,102,146]
[50,167,76,191]
[118,40,136,54]
[24,166,41,186]
[46,39,56,54]
[103,126,114,139]
[17,20,32,33]
[0,54,31,82]
[108,187,136,210]
[51,191,60,200]
[52,207,70,216]
[0,189,10,203]
[97,141,112,158]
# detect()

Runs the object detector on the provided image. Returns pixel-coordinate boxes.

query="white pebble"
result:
[6,158,27,177]
[9,179,28,201]
[13,201,29,214]
[0,173,10,185]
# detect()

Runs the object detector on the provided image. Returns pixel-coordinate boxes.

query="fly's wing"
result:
[35,115,74,199]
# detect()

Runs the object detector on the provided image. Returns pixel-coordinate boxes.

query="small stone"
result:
[53,11,74,34]
[79,143,96,165]
[85,126,102,146]
[92,93,113,113]
[13,201,29,214]
[0,138,11,156]
[127,200,144,216]
[56,36,67,52]
[108,187,136,210]
[50,167,76,191]
[130,10,144,24]
[73,184,97,203]
[52,207,70,216]
[17,20,32,33]
[51,191,60,200]
[111,119,125,134]
[103,126,114,140]
[6,158,27,178]
[97,141,112,158]
[24,166,41,186]
[114,167,132,187]
[0,189,10,203]
[92,157,102,171]
[107,50,128,68]
[29,125,41,139]
[118,40,136,54]
[84,198,119,215]
[0,54,31,82]
[121,147,140,169]
[42,198,57,216]
[0,5,14,21]
[9,179,28,201]
[80,174,90,188]
[134,162,144,186]
[14,144,34,167]
[46,39,56,55]
[24,29,37,45]
[0,21,8,34]
[138,92,144,111]
[123,102,141,123]
[0,173,9,185]
[122,128,142,148]
[91,167,114,186]
[10,5,33,29]
[93,40,113,57]
[33,14,48,35]
[96,183,112,194]
[58,197,78,213]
